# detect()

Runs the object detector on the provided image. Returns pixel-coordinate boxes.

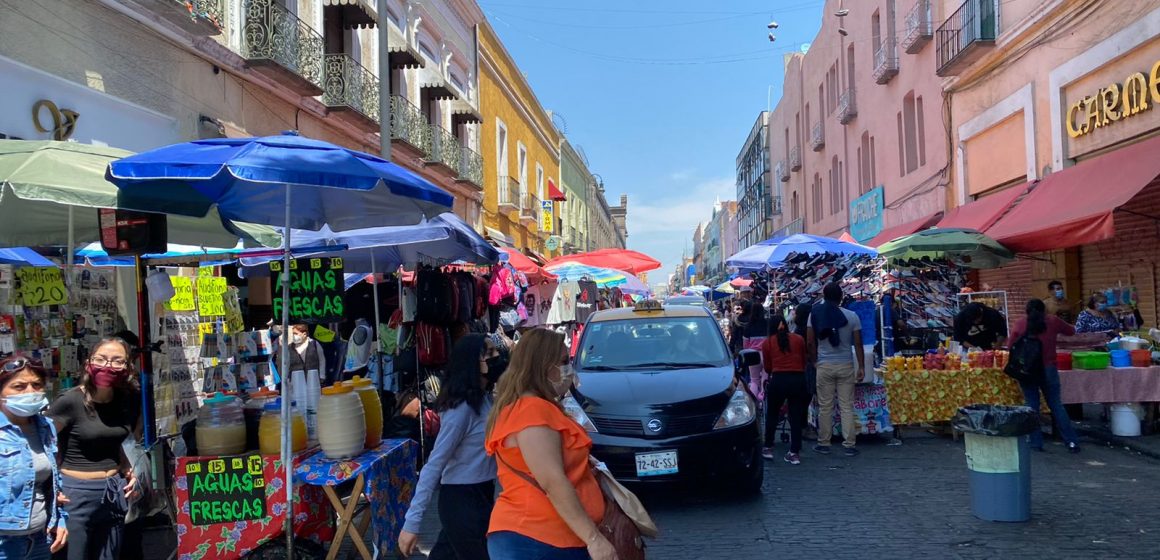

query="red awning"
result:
[866,212,944,247]
[937,183,1028,231]
[547,180,566,201]
[986,135,1160,253]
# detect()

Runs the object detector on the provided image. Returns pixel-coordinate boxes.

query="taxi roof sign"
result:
[633,299,664,313]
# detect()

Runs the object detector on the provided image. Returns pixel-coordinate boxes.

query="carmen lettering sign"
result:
[184,455,266,526]
[270,258,345,323]
[1066,59,1160,138]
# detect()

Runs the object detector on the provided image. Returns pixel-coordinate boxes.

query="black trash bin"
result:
[952,404,1039,522]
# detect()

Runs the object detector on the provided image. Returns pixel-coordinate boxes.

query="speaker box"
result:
[98,208,167,255]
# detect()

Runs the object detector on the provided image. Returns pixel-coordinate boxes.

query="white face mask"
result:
[292,333,306,345]
[4,392,48,417]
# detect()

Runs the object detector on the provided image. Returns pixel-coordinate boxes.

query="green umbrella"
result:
[877,228,1015,269]
[0,140,278,247]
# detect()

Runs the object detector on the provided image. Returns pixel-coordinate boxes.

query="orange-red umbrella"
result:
[499,248,557,282]
[547,248,661,275]
[839,231,858,243]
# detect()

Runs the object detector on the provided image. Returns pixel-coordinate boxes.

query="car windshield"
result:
[578,316,730,370]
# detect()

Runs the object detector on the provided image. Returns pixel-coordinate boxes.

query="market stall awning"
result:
[985,135,1160,253]
[547,180,566,201]
[322,0,377,28]
[0,247,56,267]
[485,227,516,248]
[937,184,1028,231]
[866,212,944,248]
[499,247,556,282]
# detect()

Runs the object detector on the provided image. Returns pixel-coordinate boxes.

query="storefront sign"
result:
[16,267,68,306]
[849,186,885,243]
[166,277,195,312]
[196,277,229,317]
[270,258,345,323]
[1066,59,1160,138]
[540,200,554,233]
[184,455,266,526]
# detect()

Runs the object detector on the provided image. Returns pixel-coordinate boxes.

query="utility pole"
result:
[377,0,391,161]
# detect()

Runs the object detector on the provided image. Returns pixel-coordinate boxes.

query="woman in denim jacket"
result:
[0,356,68,559]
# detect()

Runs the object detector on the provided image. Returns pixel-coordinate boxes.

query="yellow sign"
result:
[16,267,68,306]
[198,266,215,277]
[223,287,244,334]
[166,277,196,312]
[1066,59,1160,138]
[540,200,554,233]
[32,99,78,141]
[197,277,228,317]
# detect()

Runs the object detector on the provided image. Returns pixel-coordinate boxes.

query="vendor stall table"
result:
[809,383,894,435]
[175,450,335,560]
[1059,366,1160,404]
[295,439,418,560]
[885,368,1027,425]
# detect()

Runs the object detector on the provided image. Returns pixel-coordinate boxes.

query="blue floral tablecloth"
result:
[295,439,418,558]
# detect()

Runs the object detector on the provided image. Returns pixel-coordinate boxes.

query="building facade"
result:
[588,183,625,250]
[479,21,560,256]
[560,139,592,253]
[609,194,628,248]
[736,111,773,249]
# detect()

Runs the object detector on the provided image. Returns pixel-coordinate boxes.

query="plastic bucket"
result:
[1131,349,1151,367]
[1110,403,1143,437]
[1056,352,1073,370]
[1110,350,1131,368]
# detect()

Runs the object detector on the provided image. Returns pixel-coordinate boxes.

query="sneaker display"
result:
[784,452,801,465]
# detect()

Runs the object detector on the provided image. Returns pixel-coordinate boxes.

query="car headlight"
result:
[713,388,756,430]
[562,394,598,433]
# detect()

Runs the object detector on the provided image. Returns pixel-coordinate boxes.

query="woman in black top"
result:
[48,337,141,560]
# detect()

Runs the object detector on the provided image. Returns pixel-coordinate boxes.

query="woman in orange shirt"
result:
[759,313,810,465]
[485,328,617,560]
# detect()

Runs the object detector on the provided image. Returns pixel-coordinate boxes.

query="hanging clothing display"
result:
[522,282,558,328]
[575,280,600,324]
[343,319,373,373]
[546,280,580,325]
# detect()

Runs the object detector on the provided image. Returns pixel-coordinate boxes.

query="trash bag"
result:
[952,404,1039,437]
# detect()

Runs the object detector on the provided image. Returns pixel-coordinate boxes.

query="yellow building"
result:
[479,23,561,257]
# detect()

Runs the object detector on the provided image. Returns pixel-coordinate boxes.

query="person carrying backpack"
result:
[1007,299,1080,453]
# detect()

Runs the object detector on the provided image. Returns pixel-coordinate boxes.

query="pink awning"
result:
[937,184,1028,231]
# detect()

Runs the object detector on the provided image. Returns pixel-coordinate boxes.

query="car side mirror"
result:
[737,349,761,368]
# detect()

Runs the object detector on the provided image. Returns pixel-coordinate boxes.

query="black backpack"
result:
[1004,334,1045,383]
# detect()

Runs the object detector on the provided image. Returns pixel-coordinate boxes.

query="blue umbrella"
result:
[74,242,242,267]
[0,247,56,267]
[726,234,877,271]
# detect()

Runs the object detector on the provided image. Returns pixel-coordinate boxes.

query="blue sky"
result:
[481,1,824,286]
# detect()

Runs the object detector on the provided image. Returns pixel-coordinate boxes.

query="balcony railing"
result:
[139,0,223,35]
[776,160,789,183]
[873,38,899,84]
[784,218,804,235]
[498,176,520,210]
[241,0,324,95]
[389,95,428,154]
[457,146,483,188]
[789,146,802,171]
[772,195,783,216]
[837,88,857,124]
[322,54,379,129]
[936,0,998,76]
[426,125,461,176]
[902,0,934,54]
[811,122,825,151]
[520,190,542,224]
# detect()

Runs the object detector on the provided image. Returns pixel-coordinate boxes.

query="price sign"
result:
[197,277,228,317]
[270,258,344,323]
[16,267,67,306]
[184,454,266,526]
[165,277,195,312]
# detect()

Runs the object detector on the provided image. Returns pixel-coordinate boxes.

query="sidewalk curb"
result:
[1076,425,1160,461]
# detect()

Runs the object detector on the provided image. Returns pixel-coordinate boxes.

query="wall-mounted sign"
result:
[849,186,885,243]
[545,236,560,251]
[184,454,266,526]
[270,257,344,323]
[1066,59,1160,138]
[540,200,554,233]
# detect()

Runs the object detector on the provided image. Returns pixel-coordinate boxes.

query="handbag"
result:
[497,453,654,559]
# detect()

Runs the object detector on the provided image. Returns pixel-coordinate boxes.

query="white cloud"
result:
[627,176,735,280]
[668,168,697,182]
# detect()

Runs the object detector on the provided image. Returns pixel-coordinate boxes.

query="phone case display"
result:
[155,312,204,438]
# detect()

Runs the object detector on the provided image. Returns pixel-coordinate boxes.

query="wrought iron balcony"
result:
[137,0,223,36]
[837,88,857,124]
[903,0,934,54]
[776,160,790,183]
[498,176,520,210]
[784,218,804,235]
[241,0,324,95]
[425,125,461,176]
[389,95,428,155]
[873,38,899,84]
[772,195,783,216]
[789,146,802,171]
[936,0,998,76]
[456,146,484,188]
[811,122,825,151]
[520,190,542,224]
[322,54,379,132]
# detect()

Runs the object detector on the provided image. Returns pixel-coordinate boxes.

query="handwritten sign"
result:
[270,258,344,323]
[184,454,266,526]
[197,277,228,317]
[16,267,67,306]
[165,277,195,312]
[223,287,244,334]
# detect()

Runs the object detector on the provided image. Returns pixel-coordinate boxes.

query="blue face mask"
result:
[3,392,47,417]
[1097,303,1108,312]
[1054,289,1064,299]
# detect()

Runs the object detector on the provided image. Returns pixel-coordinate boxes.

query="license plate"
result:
[635,450,678,477]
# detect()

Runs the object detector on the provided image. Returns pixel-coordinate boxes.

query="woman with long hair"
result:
[0,356,68,559]
[398,334,499,559]
[47,337,141,560]
[1008,299,1080,453]
[759,313,810,465]
[484,329,615,560]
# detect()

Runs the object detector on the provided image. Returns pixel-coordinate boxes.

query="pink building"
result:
[768,0,948,245]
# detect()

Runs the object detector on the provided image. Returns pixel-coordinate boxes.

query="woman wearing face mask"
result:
[399,335,499,559]
[0,357,68,559]
[47,338,141,560]
[485,329,616,560]
[1074,294,1121,335]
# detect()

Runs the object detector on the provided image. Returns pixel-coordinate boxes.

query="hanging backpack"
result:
[417,322,448,367]
[1004,334,1045,383]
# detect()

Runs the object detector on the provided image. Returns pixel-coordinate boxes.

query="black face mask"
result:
[485,356,508,385]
